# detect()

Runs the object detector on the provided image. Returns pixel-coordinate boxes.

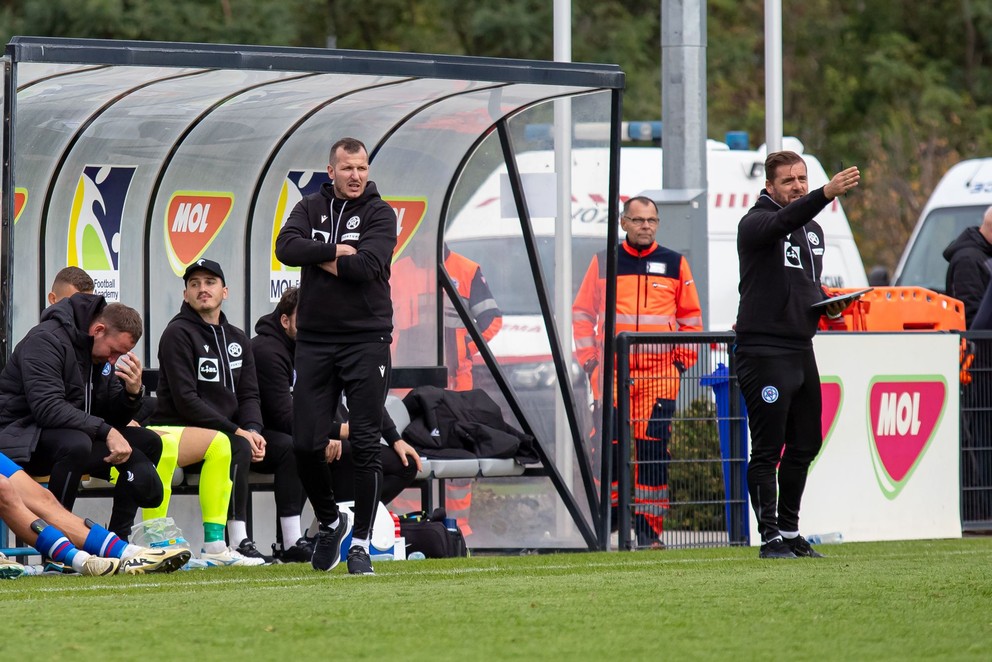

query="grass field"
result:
[3,538,991,661]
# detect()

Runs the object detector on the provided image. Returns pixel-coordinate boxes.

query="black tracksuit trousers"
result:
[293,339,389,541]
[737,349,823,543]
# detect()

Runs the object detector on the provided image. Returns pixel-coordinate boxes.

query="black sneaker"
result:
[759,538,798,559]
[346,545,375,576]
[273,537,315,564]
[236,538,273,564]
[784,535,825,558]
[312,512,350,572]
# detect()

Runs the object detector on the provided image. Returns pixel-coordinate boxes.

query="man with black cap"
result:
[0,295,165,541]
[276,136,396,575]
[149,258,303,566]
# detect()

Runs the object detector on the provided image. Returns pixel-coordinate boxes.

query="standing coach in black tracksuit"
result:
[735,151,861,559]
[275,136,396,576]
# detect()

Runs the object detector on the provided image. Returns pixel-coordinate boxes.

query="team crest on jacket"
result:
[198,358,220,382]
[784,244,802,269]
[102,363,112,376]
[346,216,361,230]
[761,386,779,403]
[228,342,242,357]
[806,231,820,245]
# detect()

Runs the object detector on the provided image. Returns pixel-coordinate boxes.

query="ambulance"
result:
[444,137,868,393]
[892,158,992,292]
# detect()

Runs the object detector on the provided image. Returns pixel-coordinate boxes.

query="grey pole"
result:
[764,0,783,152]
[659,0,708,326]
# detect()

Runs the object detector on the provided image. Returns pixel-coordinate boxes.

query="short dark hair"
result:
[329,137,367,165]
[95,303,143,343]
[276,286,299,318]
[765,151,806,182]
[52,266,94,294]
[622,196,658,217]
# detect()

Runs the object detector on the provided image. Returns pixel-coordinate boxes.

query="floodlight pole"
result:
[764,0,783,152]
[553,0,578,541]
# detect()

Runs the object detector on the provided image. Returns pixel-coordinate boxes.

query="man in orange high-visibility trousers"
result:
[573,196,702,548]
[440,245,503,535]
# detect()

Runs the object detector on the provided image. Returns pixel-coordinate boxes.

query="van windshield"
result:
[895,205,987,292]
[445,236,605,315]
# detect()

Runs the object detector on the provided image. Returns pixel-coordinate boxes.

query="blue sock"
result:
[83,520,128,559]
[35,524,79,566]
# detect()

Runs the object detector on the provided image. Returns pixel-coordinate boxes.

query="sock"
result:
[322,516,340,532]
[35,522,80,567]
[69,551,93,574]
[82,519,128,559]
[350,536,370,553]
[203,522,226,544]
[280,516,302,547]
[228,520,248,545]
[199,432,233,535]
[780,530,799,539]
[142,430,180,520]
[203,540,227,554]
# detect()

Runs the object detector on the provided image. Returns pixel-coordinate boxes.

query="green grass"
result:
[3,539,991,661]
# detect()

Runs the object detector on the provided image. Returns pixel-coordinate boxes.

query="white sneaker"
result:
[0,552,26,580]
[199,547,266,567]
[81,555,121,576]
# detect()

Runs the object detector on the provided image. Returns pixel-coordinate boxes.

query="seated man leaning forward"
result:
[0,295,165,540]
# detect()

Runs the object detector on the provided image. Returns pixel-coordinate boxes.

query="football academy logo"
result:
[164,191,234,276]
[198,358,220,382]
[68,166,137,301]
[867,377,946,498]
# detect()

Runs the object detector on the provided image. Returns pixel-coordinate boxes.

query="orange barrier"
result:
[818,286,966,332]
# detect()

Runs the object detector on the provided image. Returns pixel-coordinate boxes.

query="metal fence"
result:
[614,331,749,550]
[961,331,992,531]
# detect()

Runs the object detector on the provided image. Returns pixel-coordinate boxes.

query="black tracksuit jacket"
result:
[735,188,833,351]
[274,181,396,344]
[150,302,263,435]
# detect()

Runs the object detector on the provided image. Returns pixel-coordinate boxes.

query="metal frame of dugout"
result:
[0,37,626,552]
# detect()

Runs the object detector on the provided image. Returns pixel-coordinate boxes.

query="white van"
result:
[444,138,868,374]
[892,158,992,292]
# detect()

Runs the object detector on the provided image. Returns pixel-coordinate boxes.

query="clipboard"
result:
[811,287,873,310]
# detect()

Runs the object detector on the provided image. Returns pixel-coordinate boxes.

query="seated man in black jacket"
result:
[252,286,420,562]
[150,259,302,565]
[0,295,164,539]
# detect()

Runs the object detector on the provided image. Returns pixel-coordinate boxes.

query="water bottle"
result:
[807,532,843,545]
[408,551,426,561]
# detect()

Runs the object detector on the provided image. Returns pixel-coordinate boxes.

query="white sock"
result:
[228,520,248,546]
[70,551,92,573]
[780,530,799,539]
[121,544,142,559]
[203,540,226,554]
[350,536,370,552]
[280,516,302,547]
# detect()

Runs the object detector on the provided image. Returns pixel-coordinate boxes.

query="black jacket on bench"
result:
[401,386,539,464]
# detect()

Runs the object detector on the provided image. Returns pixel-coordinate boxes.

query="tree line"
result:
[3,0,991,273]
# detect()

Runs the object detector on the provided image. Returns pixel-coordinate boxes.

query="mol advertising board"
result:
[747,333,961,543]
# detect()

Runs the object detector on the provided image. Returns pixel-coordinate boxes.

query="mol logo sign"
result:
[867,377,947,498]
[13,187,27,224]
[165,191,233,275]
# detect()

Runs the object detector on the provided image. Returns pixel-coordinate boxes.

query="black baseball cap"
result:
[183,258,226,285]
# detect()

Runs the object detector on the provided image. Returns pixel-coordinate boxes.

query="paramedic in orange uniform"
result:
[573,196,703,548]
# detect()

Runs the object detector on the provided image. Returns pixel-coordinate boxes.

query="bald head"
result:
[981,206,992,244]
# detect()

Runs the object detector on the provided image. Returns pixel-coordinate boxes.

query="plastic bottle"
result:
[408,551,426,561]
[807,532,843,545]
